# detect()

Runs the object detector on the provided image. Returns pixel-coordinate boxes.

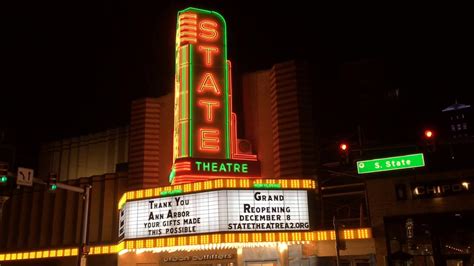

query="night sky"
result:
[3,1,473,167]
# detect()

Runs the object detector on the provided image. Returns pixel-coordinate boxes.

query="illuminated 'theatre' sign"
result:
[171,7,258,184]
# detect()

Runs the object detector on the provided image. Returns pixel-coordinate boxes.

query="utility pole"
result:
[33,178,91,266]
[333,216,341,266]
[0,196,9,224]
[80,185,91,266]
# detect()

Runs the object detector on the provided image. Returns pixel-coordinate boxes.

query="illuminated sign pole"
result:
[172,7,258,184]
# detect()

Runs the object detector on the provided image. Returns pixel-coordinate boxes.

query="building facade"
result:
[0,7,375,266]
[366,168,474,265]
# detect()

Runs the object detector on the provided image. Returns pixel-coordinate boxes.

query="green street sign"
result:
[357,153,425,174]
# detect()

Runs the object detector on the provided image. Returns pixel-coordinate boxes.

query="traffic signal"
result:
[47,173,58,191]
[0,175,7,184]
[0,162,8,185]
[338,142,350,165]
[423,129,436,152]
[339,143,348,151]
[424,129,434,139]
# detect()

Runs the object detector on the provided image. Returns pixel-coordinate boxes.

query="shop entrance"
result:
[384,211,473,266]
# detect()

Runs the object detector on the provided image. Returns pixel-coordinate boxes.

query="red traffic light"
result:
[424,130,434,139]
[339,143,348,151]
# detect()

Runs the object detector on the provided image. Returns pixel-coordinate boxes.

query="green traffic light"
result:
[51,184,57,191]
[0,176,7,183]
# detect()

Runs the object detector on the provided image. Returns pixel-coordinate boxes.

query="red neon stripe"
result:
[174,169,191,172]
[174,165,191,168]
[180,20,197,25]
[179,13,197,19]
[233,154,258,161]
[180,32,197,37]
[175,162,191,167]
[175,165,191,168]
[180,25,197,31]
[181,40,197,44]
[174,165,191,169]
[231,113,237,159]
[180,37,197,43]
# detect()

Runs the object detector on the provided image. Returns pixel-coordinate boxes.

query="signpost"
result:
[356,153,425,174]
[0,196,9,223]
[17,167,34,187]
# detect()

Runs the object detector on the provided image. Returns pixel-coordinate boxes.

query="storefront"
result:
[366,171,474,265]
[116,178,318,266]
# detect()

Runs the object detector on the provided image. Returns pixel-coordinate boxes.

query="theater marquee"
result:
[119,189,310,240]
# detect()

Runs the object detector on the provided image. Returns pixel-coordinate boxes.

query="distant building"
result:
[242,60,319,179]
[442,101,472,140]
[38,127,129,181]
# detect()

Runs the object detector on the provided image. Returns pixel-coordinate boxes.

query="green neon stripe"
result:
[218,11,230,159]
[168,167,176,183]
[189,44,194,157]
[179,7,213,15]
[224,60,229,158]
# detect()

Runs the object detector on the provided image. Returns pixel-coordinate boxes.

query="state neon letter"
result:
[198,100,220,122]
[198,46,219,66]
[199,128,220,152]
[198,72,221,95]
[199,20,219,41]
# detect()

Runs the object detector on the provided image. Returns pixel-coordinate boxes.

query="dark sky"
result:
[3,1,474,166]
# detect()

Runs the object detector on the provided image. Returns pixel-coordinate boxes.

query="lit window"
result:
[457,124,462,130]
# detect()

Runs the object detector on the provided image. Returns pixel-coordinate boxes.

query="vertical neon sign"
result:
[172,7,258,184]
[173,8,230,169]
